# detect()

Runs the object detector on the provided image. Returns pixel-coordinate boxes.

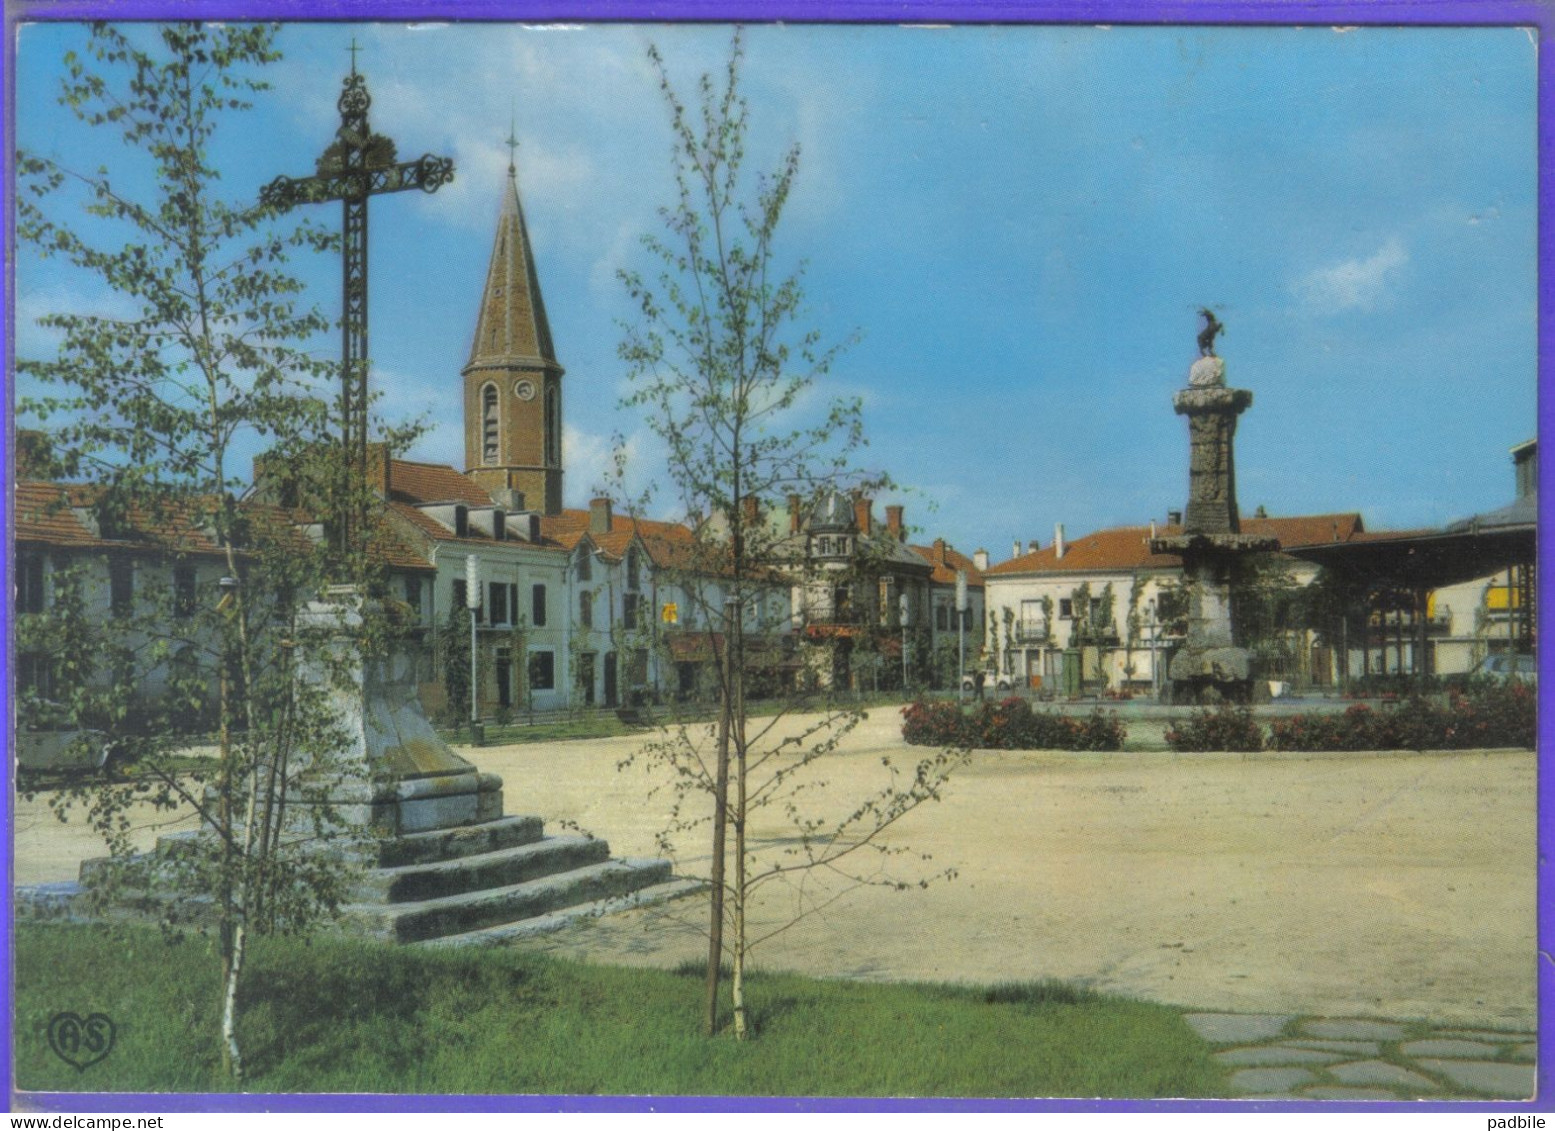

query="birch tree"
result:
[616,31,964,1040]
[16,22,375,1078]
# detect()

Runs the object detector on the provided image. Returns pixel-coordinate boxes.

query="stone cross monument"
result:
[257,54,481,827]
[1149,314,1278,702]
[260,49,454,559]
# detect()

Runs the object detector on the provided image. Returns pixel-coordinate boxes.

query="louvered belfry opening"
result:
[482,383,499,464]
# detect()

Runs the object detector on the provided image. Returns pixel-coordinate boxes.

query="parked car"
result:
[1469,652,1537,685]
[961,669,1015,695]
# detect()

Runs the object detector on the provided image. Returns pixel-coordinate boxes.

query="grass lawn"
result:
[15,923,1225,1097]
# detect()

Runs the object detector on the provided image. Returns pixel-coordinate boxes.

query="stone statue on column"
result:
[1149,313,1278,702]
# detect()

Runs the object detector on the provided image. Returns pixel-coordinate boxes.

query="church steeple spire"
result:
[465,147,558,371]
[462,135,564,515]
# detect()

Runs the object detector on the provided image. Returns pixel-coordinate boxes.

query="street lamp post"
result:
[956,570,968,701]
[466,555,482,741]
[899,593,910,691]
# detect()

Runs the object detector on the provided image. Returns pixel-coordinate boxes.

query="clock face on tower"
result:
[514,379,536,401]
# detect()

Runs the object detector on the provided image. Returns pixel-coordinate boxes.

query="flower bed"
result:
[901,697,1126,752]
[1268,682,1535,752]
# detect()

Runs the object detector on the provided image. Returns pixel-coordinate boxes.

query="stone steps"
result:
[361,814,546,868]
[52,811,687,948]
[346,834,611,902]
[416,875,707,949]
[340,855,677,943]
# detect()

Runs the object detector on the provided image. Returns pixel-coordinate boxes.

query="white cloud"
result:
[1292,237,1408,312]
[13,283,141,358]
[370,364,464,465]
[590,219,645,298]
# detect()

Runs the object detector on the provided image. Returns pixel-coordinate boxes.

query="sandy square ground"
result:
[13,707,1537,1027]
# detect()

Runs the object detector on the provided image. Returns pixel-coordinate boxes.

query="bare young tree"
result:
[616,31,965,1040]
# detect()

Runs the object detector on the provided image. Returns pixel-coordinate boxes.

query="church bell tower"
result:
[462,133,564,514]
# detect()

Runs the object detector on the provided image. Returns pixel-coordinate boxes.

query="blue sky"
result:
[13,22,1537,562]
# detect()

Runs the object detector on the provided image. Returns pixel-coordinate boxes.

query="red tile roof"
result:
[15,481,226,555]
[909,541,986,587]
[17,480,433,572]
[387,460,496,507]
[383,459,781,579]
[384,500,566,554]
[15,482,100,548]
[541,509,730,575]
[984,513,1367,577]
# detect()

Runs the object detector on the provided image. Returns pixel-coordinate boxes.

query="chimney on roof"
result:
[853,496,873,536]
[1013,539,1022,559]
[1254,504,1268,519]
[1028,540,1040,554]
[885,504,905,541]
[1167,510,1182,527]
[1054,523,1066,560]
[740,495,759,526]
[590,497,613,535]
[934,537,947,566]
[1149,519,1157,539]
[973,548,989,572]
[788,494,802,534]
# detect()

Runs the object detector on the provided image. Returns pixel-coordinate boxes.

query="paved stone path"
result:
[1185,1012,1537,1100]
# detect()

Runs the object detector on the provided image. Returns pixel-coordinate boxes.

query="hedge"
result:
[1267,682,1535,752]
[1164,704,1264,752]
[901,697,1126,751]
[1160,682,1535,752]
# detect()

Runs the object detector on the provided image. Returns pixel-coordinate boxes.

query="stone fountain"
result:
[1149,314,1278,703]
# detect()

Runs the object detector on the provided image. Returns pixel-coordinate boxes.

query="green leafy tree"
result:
[1231,554,1303,673]
[15,23,374,1079]
[1121,573,1145,685]
[436,602,475,726]
[1294,567,1368,688]
[616,32,962,1040]
[1154,579,1188,638]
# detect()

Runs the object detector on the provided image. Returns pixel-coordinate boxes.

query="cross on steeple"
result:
[348,37,361,75]
[506,109,519,174]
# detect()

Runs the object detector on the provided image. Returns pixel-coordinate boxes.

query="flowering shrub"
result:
[901,697,1126,752]
[1268,682,1535,751]
[1164,704,1265,752]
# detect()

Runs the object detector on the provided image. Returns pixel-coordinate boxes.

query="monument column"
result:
[1149,315,1278,702]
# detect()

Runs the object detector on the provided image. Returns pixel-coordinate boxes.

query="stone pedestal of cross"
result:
[260,52,453,559]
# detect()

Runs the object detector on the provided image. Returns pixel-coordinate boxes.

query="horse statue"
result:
[1197,308,1224,357]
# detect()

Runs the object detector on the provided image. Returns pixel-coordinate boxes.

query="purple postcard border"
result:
[3,0,1550,1115]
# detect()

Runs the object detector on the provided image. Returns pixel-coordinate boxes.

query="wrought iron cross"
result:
[260,59,454,559]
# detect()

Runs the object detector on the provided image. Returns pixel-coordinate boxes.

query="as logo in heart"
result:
[47,1012,116,1072]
